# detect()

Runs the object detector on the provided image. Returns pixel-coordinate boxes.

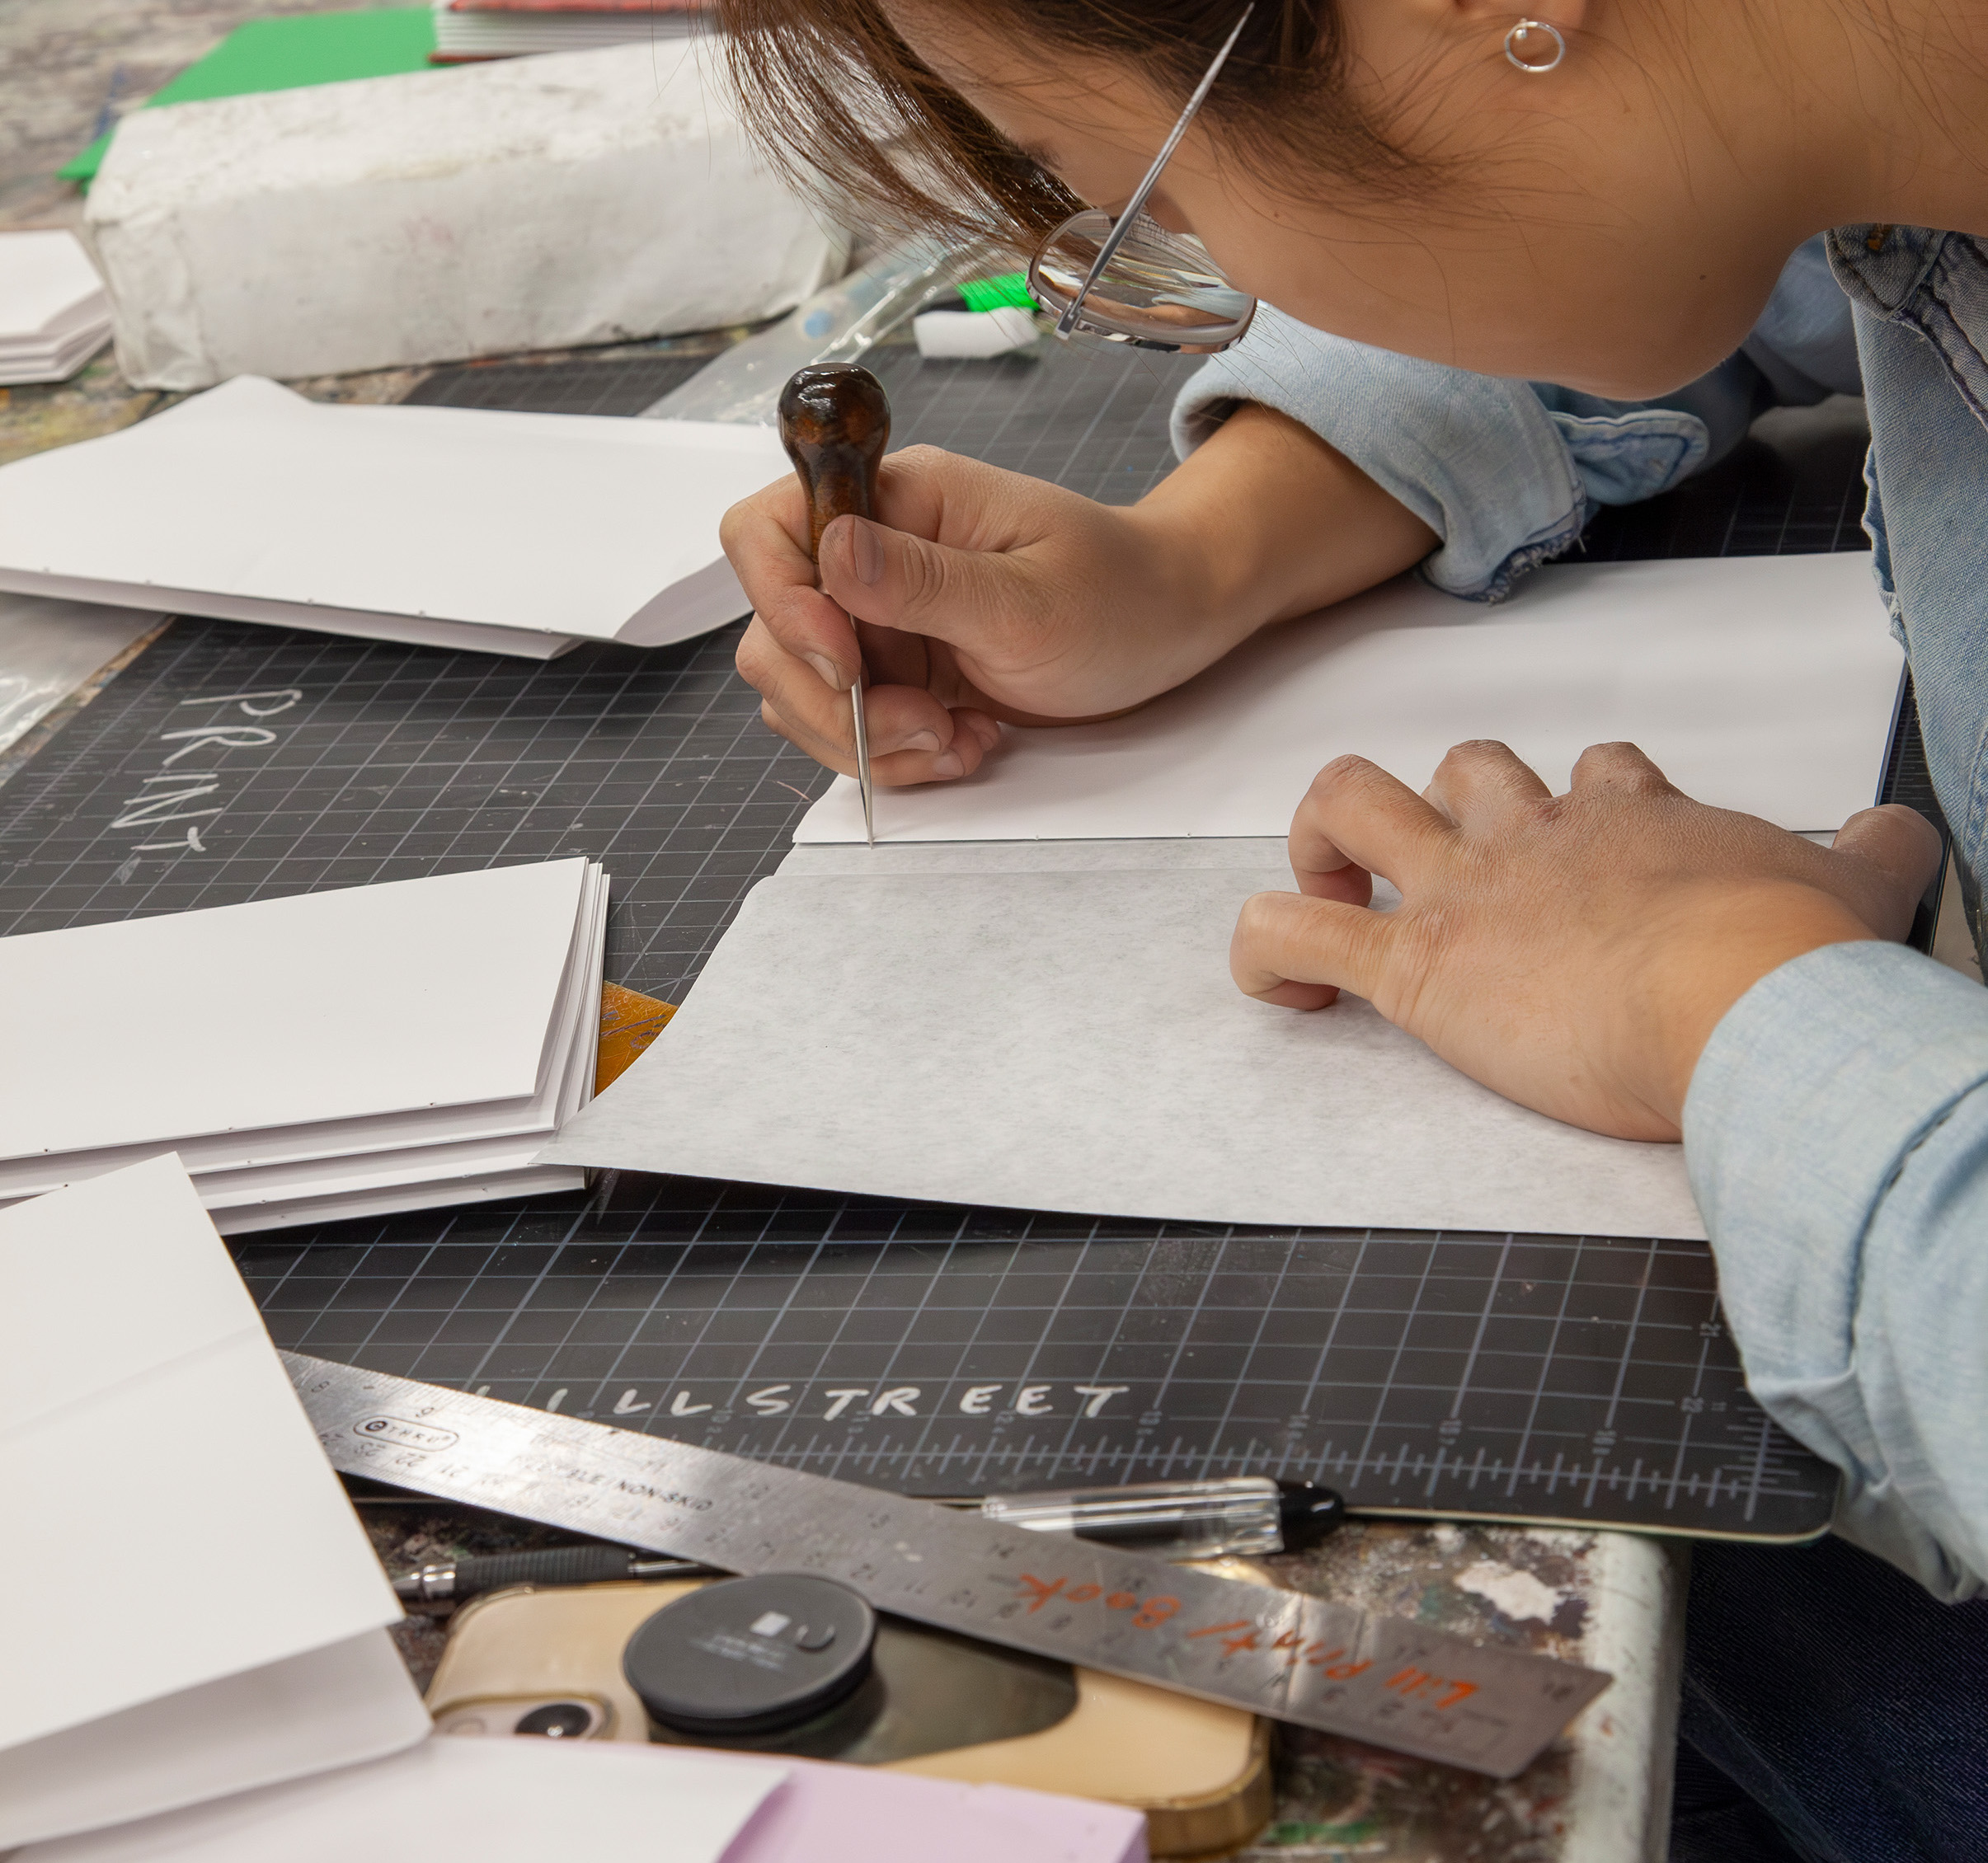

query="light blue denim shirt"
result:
[1171,237,1859,599]
[1172,232,1988,1603]
[1685,228,1988,1603]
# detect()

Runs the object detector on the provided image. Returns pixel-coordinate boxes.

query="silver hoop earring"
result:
[1504,18,1566,72]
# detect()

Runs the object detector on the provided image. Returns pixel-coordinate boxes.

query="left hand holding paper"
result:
[1229,740,1941,1141]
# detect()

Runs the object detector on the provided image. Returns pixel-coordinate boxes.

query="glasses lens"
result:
[1028,209,1256,353]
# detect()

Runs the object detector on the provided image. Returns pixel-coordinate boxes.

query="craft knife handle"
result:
[778,363,891,847]
[392,1546,709,1603]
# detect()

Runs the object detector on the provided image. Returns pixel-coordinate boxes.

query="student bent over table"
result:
[713,2,1988,1856]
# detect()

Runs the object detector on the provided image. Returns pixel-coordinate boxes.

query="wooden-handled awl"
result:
[778,364,891,846]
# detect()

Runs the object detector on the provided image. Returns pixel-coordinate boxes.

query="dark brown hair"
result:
[714,0,1417,254]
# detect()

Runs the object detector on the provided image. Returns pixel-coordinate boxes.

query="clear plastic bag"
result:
[641,236,1004,425]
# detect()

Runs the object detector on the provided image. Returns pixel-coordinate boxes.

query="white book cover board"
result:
[797,554,1902,844]
[16,1737,788,1863]
[0,1157,425,1847]
[0,860,590,1169]
[541,866,1708,1240]
[0,377,786,654]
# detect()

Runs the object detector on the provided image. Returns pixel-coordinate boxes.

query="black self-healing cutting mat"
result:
[0,343,1879,1537]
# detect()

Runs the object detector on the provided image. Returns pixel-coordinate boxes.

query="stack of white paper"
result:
[0,1157,430,1850]
[0,232,111,385]
[0,376,790,657]
[0,860,608,1232]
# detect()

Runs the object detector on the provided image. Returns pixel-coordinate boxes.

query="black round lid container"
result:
[623,1573,877,1736]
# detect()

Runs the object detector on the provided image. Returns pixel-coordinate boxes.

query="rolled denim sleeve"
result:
[1170,304,1714,600]
[1685,941,1988,1600]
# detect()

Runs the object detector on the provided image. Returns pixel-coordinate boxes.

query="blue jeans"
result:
[1671,1535,1988,1862]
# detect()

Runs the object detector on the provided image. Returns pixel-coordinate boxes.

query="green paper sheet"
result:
[60,10,437,186]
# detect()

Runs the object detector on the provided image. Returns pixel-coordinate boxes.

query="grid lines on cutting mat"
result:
[402,354,710,417]
[0,341,1859,1533]
[237,1190,1831,1533]
[0,618,826,1002]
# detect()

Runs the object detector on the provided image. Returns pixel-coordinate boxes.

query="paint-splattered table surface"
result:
[0,6,1680,1856]
[360,1490,1683,1861]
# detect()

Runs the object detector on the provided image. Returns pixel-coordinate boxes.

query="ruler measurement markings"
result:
[1199,1236,1300,1478]
[291,1352,1605,1776]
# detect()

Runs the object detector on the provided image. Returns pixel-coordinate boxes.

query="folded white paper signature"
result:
[0,1156,427,1848]
[0,377,787,657]
[799,553,1901,844]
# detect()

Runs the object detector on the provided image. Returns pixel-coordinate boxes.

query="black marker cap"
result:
[623,1572,877,1736]
[1276,1481,1349,1549]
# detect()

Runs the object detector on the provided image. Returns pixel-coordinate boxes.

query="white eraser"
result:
[912,305,1039,359]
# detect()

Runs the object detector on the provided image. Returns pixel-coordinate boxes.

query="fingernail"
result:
[849,516,886,586]
[899,728,942,754]
[803,652,847,692]
[931,748,965,779]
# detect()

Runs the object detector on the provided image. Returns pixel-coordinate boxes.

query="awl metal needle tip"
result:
[851,680,875,847]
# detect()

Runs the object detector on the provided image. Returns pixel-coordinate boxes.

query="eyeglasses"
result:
[1026,6,1259,354]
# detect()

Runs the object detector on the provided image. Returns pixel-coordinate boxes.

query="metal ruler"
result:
[289,1354,1607,1776]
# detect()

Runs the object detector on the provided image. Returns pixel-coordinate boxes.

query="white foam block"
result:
[798,554,1901,843]
[84,43,844,390]
[542,864,1707,1239]
[0,377,787,655]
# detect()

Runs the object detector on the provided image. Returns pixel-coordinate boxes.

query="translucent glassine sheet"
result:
[543,866,1706,1240]
[797,553,1900,844]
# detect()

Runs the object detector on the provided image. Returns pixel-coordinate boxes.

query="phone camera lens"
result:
[515,1701,595,1739]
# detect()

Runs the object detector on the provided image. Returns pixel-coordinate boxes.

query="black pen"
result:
[390,1477,1344,1602]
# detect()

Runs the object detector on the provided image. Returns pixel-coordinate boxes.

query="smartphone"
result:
[426,1577,1271,1858]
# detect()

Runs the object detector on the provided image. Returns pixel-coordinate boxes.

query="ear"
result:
[1449,0,1588,31]
[1354,0,1589,38]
